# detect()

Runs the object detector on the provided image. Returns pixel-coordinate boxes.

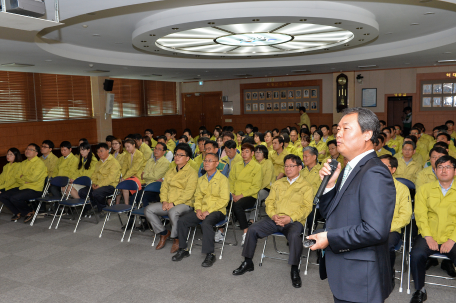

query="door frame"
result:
[181,91,223,131]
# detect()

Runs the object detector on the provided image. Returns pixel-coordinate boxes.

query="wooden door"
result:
[183,91,222,134]
[182,93,203,135]
[202,92,222,131]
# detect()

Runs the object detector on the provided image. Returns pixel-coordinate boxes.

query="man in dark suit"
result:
[308,107,396,303]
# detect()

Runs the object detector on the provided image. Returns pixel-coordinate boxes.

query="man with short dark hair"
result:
[197,141,229,178]
[301,146,322,194]
[50,141,79,198]
[322,140,344,169]
[374,134,392,157]
[221,140,242,174]
[445,120,456,140]
[296,107,310,129]
[410,155,456,303]
[436,132,456,158]
[40,140,58,178]
[383,127,400,154]
[106,135,115,150]
[416,147,448,189]
[269,136,289,180]
[232,154,313,288]
[164,129,177,153]
[157,136,174,162]
[245,124,254,137]
[144,129,157,148]
[0,144,47,223]
[394,141,422,184]
[134,133,152,162]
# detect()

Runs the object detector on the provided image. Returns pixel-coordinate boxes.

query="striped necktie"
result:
[339,164,352,190]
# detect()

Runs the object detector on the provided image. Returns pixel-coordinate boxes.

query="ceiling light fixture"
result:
[149,34,156,36]
[172,28,179,30]
[252,19,260,21]
[207,22,215,25]
[356,27,363,30]
[437,59,456,63]
[82,25,88,28]
[0,63,34,67]
[424,12,435,15]
[141,40,147,42]
[92,34,100,36]
[410,23,419,26]
[334,22,341,25]
[299,19,307,22]
[364,33,370,36]
[358,65,377,68]
[359,39,364,41]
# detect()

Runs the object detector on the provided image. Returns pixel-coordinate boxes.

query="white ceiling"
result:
[1,0,456,82]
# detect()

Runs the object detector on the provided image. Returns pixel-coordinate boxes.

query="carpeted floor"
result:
[0,211,454,303]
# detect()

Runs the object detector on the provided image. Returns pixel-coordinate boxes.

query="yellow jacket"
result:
[16,156,47,191]
[300,163,322,195]
[74,154,98,179]
[166,140,176,153]
[229,160,262,199]
[393,157,422,184]
[194,154,204,169]
[309,140,328,162]
[376,148,392,157]
[0,162,21,191]
[415,166,437,189]
[394,151,424,167]
[41,153,58,177]
[259,158,275,190]
[415,180,456,244]
[285,144,300,157]
[168,158,199,172]
[139,143,152,163]
[221,153,242,170]
[160,163,198,207]
[265,174,313,225]
[322,154,345,170]
[142,156,170,185]
[298,113,310,128]
[266,144,274,153]
[194,170,230,215]
[386,139,400,153]
[54,153,79,178]
[292,140,301,150]
[113,151,127,168]
[121,150,144,179]
[151,138,158,148]
[269,149,289,180]
[91,155,121,188]
[391,178,412,234]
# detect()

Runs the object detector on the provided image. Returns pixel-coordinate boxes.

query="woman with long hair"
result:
[111,138,127,168]
[70,142,98,198]
[0,147,22,196]
[117,138,144,205]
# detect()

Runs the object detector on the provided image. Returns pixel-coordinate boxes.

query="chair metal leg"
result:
[304,206,318,275]
[0,204,3,213]
[219,220,230,260]
[48,203,60,229]
[121,211,133,242]
[30,202,42,226]
[259,237,268,266]
[189,227,197,255]
[407,220,412,294]
[127,215,137,242]
[99,212,110,238]
[55,205,66,230]
[399,229,407,292]
[73,204,86,233]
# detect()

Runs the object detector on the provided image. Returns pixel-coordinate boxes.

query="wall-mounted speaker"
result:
[103,79,114,91]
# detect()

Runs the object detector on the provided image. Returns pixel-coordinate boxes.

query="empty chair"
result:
[31,177,69,226]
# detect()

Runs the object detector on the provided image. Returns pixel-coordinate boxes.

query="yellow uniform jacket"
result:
[229,160,262,199]
[91,155,121,188]
[300,163,322,196]
[41,153,58,177]
[121,150,144,179]
[259,158,275,190]
[142,156,170,185]
[390,178,412,234]
[0,162,21,191]
[298,113,310,128]
[139,143,152,163]
[194,170,230,215]
[415,166,437,190]
[16,156,47,192]
[393,157,422,184]
[74,154,98,179]
[309,140,328,162]
[269,149,289,180]
[54,153,79,178]
[160,163,198,207]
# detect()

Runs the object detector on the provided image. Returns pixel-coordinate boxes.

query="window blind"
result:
[145,80,177,115]
[0,71,36,122]
[110,78,144,118]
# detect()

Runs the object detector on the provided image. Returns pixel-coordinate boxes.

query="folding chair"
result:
[189,195,235,260]
[151,215,170,247]
[126,182,162,242]
[99,180,139,242]
[393,223,408,293]
[0,204,3,214]
[49,176,96,232]
[246,189,270,224]
[30,176,69,226]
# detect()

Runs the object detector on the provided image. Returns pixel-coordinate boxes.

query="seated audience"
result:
[145,144,198,253]
[253,132,266,147]
[415,147,448,189]
[383,126,400,154]
[269,136,289,180]
[172,152,229,267]
[263,131,274,152]
[435,132,456,158]
[0,148,22,197]
[374,134,392,157]
[134,133,152,162]
[289,128,301,149]
[164,129,177,153]
[393,125,404,146]
[69,142,98,198]
[410,127,431,159]
[50,141,79,198]
[301,146,322,194]
[245,124,254,137]
[299,133,311,159]
[221,140,242,174]
[281,133,299,156]
[394,141,422,184]
[116,138,144,205]
[394,135,424,167]
[309,129,327,162]
[197,140,229,178]
[194,137,208,166]
[0,144,47,222]
[144,128,158,148]
[157,136,174,162]
[379,155,412,281]
[322,140,344,169]
[445,120,456,140]
[410,155,456,303]
[320,125,334,143]
[232,154,313,288]
[105,135,115,151]
[254,145,275,192]
[236,131,245,149]
[40,140,58,178]
[111,138,127,167]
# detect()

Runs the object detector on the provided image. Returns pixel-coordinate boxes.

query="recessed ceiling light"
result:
[437,59,456,63]
[44,59,52,62]
[149,34,156,36]
[424,12,435,15]
[356,27,363,30]
[92,34,100,36]
[154,49,159,51]
[207,22,215,25]
[172,28,179,30]
[364,33,370,36]
[221,56,225,58]
[82,25,88,28]
[141,40,147,43]
[324,48,329,51]
[144,45,149,47]
[334,22,341,25]
[344,44,349,46]
[358,39,364,41]
[252,52,256,53]
[1,63,34,67]
[358,65,377,68]
[252,19,260,22]
[410,23,419,26]
[300,19,307,22]
[196,55,200,57]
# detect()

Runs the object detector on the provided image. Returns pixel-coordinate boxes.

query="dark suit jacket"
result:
[319,151,396,303]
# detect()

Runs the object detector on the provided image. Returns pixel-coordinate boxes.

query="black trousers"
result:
[334,296,365,303]
[242,217,304,265]
[232,196,257,230]
[177,211,225,254]
[0,188,41,216]
[79,186,115,212]
[410,235,456,290]
[388,231,402,272]
[129,189,159,207]
[49,184,62,198]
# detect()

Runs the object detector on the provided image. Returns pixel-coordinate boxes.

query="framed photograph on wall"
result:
[303,89,310,98]
[444,96,453,107]
[259,103,265,111]
[443,83,453,94]
[311,89,318,98]
[422,97,431,107]
[252,103,258,111]
[280,90,287,99]
[288,90,294,99]
[362,88,377,107]
[433,97,442,107]
[311,101,317,110]
[245,92,251,101]
[422,84,432,95]
[273,91,279,99]
[266,91,272,100]
[288,102,294,110]
[295,90,302,99]
[295,102,301,110]
[252,92,258,100]
[303,102,309,110]
[259,92,265,100]
[281,102,287,110]
[246,103,252,111]
[433,84,442,94]
[273,102,279,111]
[266,103,272,111]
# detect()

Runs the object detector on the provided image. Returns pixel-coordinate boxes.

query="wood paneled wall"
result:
[0,118,97,156]
[112,115,183,139]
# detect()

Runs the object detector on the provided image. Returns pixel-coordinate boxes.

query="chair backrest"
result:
[144,182,162,193]
[396,178,415,190]
[50,176,70,187]
[116,180,138,191]
[73,176,92,187]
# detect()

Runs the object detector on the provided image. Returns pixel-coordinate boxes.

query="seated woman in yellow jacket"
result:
[253,132,267,148]
[111,138,127,168]
[264,130,274,152]
[236,131,245,150]
[322,140,345,169]
[69,142,98,199]
[298,131,311,160]
[116,138,144,205]
[0,148,22,198]
[309,129,327,162]
[254,145,275,192]
[229,143,263,246]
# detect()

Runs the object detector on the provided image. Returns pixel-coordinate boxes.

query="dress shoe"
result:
[172,248,189,261]
[232,261,254,275]
[291,269,302,288]
[410,289,427,303]
[23,212,35,223]
[156,230,171,250]
[202,253,216,267]
[441,259,456,277]
[425,257,438,270]
[11,214,21,221]
[170,239,179,253]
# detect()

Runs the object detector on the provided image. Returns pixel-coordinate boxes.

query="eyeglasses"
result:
[174,153,187,158]
[254,151,263,154]
[203,159,217,163]
[155,148,164,152]
[284,165,298,169]
[41,145,50,149]
[436,165,454,171]
[26,148,36,152]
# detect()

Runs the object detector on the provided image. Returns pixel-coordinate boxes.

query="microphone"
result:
[313,159,339,205]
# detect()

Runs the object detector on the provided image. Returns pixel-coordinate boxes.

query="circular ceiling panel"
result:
[154,23,354,57]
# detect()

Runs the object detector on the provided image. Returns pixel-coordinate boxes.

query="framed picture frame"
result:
[266,103,272,111]
[252,103,258,111]
[362,88,377,107]
[288,102,294,110]
[281,102,287,110]
[246,103,251,112]
[311,89,318,98]
[295,102,301,110]
[259,92,265,100]
[266,91,272,100]
[443,83,453,94]
[303,102,309,110]
[259,103,265,111]
[245,92,251,101]
[273,91,279,99]
[273,102,279,111]
[422,84,432,95]
[444,96,453,107]
[311,101,317,110]
[252,92,258,100]
[280,90,287,99]
[433,84,442,94]
[288,90,294,99]
[433,97,442,107]
[303,89,310,98]
[295,90,302,99]
[422,97,431,108]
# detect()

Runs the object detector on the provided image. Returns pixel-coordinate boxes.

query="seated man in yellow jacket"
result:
[145,144,198,253]
[172,152,230,267]
[0,143,47,223]
[416,147,448,189]
[164,129,177,153]
[269,136,289,180]
[134,133,152,163]
[436,132,456,158]
[379,155,412,278]
[221,140,242,175]
[394,135,424,167]
[410,155,456,302]
[374,134,392,157]
[50,141,79,198]
[232,154,313,288]
[393,141,422,184]
[322,140,344,169]
[79,143,121,214]
[40,140,58,178]
[301,146,323,233]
